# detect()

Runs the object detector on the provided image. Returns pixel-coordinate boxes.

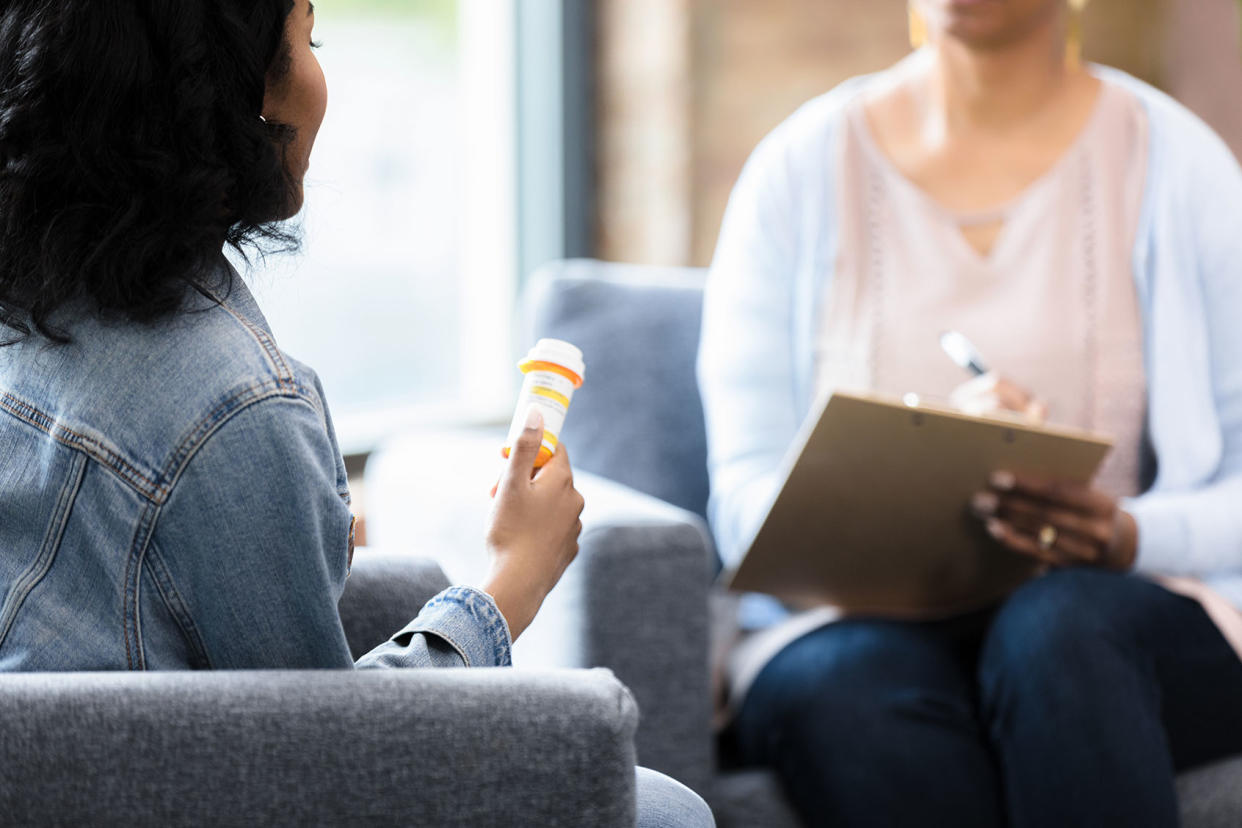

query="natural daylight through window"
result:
[242,0,518,455]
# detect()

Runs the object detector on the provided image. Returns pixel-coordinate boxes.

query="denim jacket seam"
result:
[0,389,163,502]
[143,539,213,669]
[1,380,318,514]
[206,289,298,393]
[406,587,512,667]
[473,588,511,666]
[0,452,87,652]
[157,381,319,503]
[122,504,163,670]
[406,625,475,667]
[145,389,325,668]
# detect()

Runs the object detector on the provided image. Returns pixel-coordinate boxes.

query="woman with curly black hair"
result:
[0,0,299,340]
[0,1,713,822]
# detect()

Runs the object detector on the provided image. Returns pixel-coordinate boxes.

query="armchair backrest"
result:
[523,260,710,521]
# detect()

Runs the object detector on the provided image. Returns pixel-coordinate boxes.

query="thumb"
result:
[502,407,544,489]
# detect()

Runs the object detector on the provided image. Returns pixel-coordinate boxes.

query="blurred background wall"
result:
[259,0,1242,470]
[596,0,1242,267]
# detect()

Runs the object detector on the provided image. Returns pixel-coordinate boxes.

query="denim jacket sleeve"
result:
[151,392,512,670]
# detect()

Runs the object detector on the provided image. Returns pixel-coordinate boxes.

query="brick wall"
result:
[595,0,694,266]
[687,0,910,266]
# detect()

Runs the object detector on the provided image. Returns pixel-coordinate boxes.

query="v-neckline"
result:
[849,79,1111,269]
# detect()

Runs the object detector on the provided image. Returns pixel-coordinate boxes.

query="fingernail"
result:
[986,518,1005,539]
[990,471,1015,491]
[971,492,998,517]
[524,407,544,432]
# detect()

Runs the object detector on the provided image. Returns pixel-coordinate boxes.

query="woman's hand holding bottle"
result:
[480,409,585,641]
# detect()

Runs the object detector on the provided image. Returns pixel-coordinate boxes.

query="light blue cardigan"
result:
[698,67,1242,612]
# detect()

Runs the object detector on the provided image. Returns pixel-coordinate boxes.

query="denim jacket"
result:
[0,262,511,671]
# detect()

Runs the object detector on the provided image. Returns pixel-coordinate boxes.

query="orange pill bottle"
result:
[502,339,586,468]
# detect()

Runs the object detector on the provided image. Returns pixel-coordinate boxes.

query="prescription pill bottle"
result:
[502,339,585,468]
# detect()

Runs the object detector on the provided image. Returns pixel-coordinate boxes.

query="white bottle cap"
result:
[522,338,586,383]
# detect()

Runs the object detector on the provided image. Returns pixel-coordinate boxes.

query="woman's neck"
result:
[927,18,1078,134]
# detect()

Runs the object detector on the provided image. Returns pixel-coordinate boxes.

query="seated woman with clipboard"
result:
[699,1,1242,825]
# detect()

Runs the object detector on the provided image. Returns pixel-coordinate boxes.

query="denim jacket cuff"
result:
[396,585,513,667]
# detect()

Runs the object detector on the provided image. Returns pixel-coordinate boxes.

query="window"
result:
[244,0,518,455]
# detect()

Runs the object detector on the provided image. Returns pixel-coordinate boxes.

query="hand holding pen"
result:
[938,330,1139,572]
[940,330,1049,423]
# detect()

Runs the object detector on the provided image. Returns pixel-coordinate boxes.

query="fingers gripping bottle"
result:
[502,339,586,468]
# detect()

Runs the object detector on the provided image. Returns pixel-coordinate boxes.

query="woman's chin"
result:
[276,185,306,222]
[932,0,1060,51]
[942,18,1034,52]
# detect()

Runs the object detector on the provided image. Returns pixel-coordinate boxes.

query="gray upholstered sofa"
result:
[0,552,640,827]
[367,259,1242,827]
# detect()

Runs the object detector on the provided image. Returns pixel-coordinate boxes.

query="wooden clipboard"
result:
[723,391,1113,617]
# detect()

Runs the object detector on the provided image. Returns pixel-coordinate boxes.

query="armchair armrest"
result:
[0,668,637,827]
[520,473,716,796]
[366,429,716,794]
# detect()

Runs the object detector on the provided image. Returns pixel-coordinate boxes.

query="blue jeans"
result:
[723,569,1242,827]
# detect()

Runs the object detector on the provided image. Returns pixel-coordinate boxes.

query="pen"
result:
[939,330,990,377]
[940,329,1050,422]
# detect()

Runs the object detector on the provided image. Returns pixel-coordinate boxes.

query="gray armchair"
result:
[0,551,639,827]
[365,438,717,799]
[368,259,1242,827]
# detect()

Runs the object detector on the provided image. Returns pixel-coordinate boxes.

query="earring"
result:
[1066,0,1088,70]
[908,2,927,50]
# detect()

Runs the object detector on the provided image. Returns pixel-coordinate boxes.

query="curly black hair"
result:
[0,0,299,344]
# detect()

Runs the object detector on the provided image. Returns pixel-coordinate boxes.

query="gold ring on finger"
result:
[1038,524,1058,552]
